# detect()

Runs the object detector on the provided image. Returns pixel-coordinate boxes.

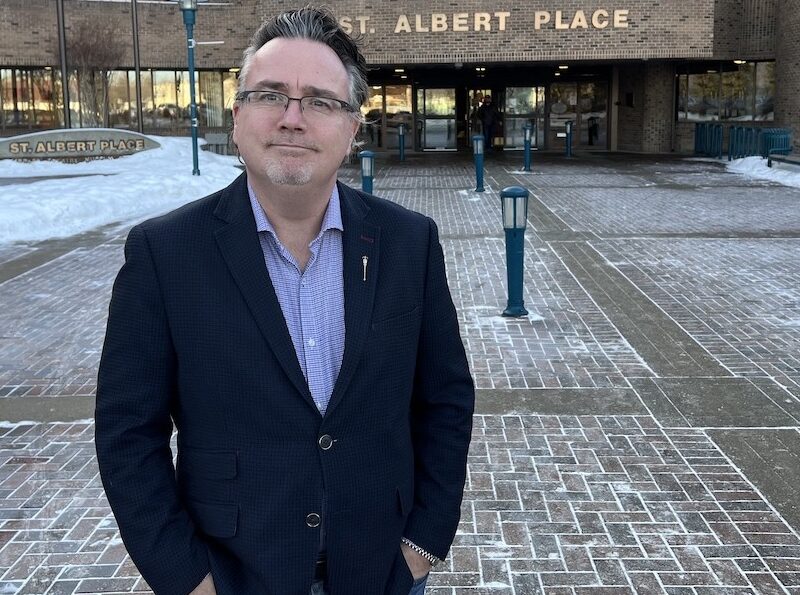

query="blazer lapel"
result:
[325,182,380,416]
[212,174,315,410]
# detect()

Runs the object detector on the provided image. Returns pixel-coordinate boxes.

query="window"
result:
[755,61,775,121]
[677,61,774,122]
[721,63,754,121]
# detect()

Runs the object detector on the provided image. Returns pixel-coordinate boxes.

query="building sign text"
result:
[337,8,631,35]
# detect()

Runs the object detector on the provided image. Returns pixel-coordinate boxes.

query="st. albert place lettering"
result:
[9,139,146,155]
[337,9,630,34]
[0,130,160,160]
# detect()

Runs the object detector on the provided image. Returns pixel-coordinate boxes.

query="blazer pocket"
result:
[372,306,421,332]
[179,448,237,480]
[187,499,239,539]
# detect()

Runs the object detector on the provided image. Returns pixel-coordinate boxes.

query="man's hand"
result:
[189,573,216,595]
[401,542,432,580]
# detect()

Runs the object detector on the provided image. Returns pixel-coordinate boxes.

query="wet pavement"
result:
[1,151,799,594]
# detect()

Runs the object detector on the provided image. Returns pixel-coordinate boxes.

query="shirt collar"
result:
[247,181,343,238]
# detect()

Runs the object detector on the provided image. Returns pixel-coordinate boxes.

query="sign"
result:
[337,8,631,35]
[0,129,160,160]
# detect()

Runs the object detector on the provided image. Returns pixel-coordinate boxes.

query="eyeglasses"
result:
[235,90,357,117]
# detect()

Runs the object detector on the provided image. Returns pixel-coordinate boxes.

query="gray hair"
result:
[237,6,368,122]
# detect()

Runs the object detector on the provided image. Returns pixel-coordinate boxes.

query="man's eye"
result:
[307,97,335,111]
[255,92,284,104]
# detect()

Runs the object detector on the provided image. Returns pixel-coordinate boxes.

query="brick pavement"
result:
[1,152,800,593]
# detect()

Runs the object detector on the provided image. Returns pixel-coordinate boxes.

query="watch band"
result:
[401,537,441,567]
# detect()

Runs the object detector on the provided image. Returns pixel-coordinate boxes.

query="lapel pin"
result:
[362,255,368,282]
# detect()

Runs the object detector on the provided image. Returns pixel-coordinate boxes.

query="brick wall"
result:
[616,63,674,153]
[641,63,675,153]
[714,0,776,60]
[775,0,800,152]
[2,0,720,69]
[616,65,644,152]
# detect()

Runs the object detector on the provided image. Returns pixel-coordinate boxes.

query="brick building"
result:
[0,0,796,154]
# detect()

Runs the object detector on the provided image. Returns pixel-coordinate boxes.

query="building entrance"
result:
[548,82,608,150]
[416,88,457,151]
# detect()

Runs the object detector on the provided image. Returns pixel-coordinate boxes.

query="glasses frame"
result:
[235,90,357,116]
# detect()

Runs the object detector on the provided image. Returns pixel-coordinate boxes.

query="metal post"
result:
[473,134,485,193]
[565,120,573,158]
[500,186,529,317]
[182,8,200,175]
[359,150,375,194]
[131,0,144,133]
[56,0,71,128]
[523,123,532,172]
[398,123,405,161]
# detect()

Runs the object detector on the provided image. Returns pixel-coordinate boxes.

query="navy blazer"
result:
[95,174,475,595]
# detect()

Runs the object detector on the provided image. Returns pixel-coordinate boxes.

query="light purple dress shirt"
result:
[248,182,345,416]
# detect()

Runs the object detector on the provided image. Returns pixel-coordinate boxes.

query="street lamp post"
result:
[523,122,532,172]
[178,0,200,175]
[472,134,485,192]
[500,186,530,317]
[359,150,375,194]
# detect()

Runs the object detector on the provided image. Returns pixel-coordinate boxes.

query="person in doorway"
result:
[477,95,499,151]
[94,6,474,595]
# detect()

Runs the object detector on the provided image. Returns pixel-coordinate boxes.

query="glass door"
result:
[504,87,545,150]
[416,88,457,151]
[578,82,608,148]
[385,85,412,151]
[548,82,577,150]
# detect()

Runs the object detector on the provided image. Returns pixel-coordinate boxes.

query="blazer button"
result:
[306,513,321,528]
[318,434,334,450]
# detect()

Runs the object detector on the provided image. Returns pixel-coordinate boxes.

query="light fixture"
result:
[229,67,240,73]
[733,59,746,65]
[394,68,405,73]
[555,72,561,76]
[707,69,717,74]
[475,66,486,72]
[400,75,407,79]
[372,85,381,90]
[558,65,569,70]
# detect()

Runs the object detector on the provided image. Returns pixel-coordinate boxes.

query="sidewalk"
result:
[1,151,799,594]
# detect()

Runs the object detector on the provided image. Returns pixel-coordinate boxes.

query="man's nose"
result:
[278,98,306,129]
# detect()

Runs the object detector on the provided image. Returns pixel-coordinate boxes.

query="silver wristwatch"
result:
[401,537,441,567]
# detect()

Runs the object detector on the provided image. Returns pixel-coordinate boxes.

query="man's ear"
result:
[231,103,241,141]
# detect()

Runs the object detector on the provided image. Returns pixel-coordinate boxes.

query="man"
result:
[477,96,499,151]
[95,7,474,595]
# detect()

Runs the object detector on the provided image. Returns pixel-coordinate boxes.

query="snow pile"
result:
[727,155,800,190]
[0,136,242,243]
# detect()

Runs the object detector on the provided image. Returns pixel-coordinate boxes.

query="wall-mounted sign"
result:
[0,129,160,160]
[337,8,630,35]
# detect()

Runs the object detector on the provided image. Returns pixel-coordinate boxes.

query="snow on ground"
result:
[0,136,242,244]
[727,155,800,190]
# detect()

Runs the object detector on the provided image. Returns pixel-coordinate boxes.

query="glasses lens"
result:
[250,91,287,108]
[302,97,339,115]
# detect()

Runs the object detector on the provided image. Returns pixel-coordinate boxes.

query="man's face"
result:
[232,37,360,188]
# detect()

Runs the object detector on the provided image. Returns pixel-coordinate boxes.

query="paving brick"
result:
[1,155,800,594]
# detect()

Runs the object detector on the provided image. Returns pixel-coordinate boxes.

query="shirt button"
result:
[306,513,321,528]
[318,434,334,450]
[308,338,316,347]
